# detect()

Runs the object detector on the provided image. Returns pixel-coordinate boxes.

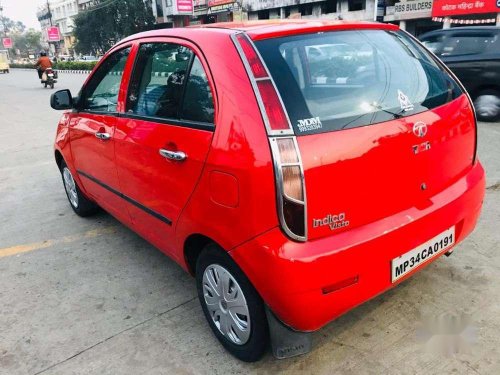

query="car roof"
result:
[420,26,500,39]
[119,20,399,45]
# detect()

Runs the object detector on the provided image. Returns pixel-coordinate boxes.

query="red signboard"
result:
[47,26,61,42]
[432,0,500,16]
[208,0,234,7]
[2,38,12,49]
[177,0,193,13]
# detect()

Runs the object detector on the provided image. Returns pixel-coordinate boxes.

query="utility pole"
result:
[45,0,59,56]
[47,0,53,26]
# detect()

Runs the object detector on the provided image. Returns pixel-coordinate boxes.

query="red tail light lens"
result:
[235,34,268,79]
[257,80,290,131]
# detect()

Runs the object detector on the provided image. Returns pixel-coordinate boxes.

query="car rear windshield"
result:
[255,30,463,135]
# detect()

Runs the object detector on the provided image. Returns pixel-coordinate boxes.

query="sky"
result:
[1,0,44,30]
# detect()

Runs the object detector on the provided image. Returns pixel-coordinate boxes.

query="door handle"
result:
[159,148,187,161]
[95,132,111,140]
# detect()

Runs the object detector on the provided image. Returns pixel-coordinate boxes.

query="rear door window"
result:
[256,30,462,135]
[179,57,215,124]
[126,42,214,124]
[127,43,193,119]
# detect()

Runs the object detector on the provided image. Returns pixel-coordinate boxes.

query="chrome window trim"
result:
[231,31,307,241]
[269,136,307,242]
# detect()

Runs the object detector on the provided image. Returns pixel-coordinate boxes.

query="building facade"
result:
[37,0,79,55]
[151,0,500,36]
[51,0,79,55]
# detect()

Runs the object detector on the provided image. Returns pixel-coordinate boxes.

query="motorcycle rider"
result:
[35,51,52,79]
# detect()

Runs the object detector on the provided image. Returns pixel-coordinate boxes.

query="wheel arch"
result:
[184,233,226,276]
[55,149,64,170]
[471,84,500,99]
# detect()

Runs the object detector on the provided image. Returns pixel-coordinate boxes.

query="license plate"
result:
[391,226,455,282]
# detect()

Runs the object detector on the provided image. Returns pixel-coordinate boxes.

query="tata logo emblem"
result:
[413,121,428,138]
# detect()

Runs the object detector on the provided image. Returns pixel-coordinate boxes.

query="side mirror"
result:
[50,89,73,110]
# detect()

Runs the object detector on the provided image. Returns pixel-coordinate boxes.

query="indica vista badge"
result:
[313,213,350,231]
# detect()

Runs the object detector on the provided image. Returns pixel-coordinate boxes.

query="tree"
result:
[12,29,42,56]
[73,0,155,55]
[0,16,26,34]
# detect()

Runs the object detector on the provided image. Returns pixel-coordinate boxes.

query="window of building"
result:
[258,10,270,20]
[321,0,338,14]
[298,4,313,16]
[155,0,164,17]
[348,0,365,11]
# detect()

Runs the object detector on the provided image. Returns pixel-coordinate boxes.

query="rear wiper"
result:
[376,105,406,119]
[360,101,406,119]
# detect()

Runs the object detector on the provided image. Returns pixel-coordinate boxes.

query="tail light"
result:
[232,33,307,241]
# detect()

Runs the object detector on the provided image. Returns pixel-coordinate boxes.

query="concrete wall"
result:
[247,0,376,21]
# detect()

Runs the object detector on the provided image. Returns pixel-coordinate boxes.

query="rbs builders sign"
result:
[393,0,433,20]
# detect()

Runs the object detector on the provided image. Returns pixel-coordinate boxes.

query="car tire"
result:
[60,161,99,217]
[474,90,500,122]
[196,244,269,362]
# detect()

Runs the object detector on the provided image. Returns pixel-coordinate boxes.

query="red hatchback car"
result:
[51,20,485,361]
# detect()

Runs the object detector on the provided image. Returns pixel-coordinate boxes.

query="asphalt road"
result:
[1,70,499,375]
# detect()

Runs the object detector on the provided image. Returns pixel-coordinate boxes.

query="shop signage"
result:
[2,37,12,48]
[393,0,433,20]
[245,0,323,11]
[47,26,61,42]
[193,0,208,6]
[208,0,234,7]
[208,2,234,12]
[432,0,500,17]
[176,0,193,13]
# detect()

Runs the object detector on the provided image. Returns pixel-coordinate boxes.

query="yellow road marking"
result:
[0,226,119,259]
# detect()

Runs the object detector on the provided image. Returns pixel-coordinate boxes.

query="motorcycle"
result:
[41,68,58,89]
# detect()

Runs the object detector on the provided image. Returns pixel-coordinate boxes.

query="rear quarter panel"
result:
[173,30,279,261]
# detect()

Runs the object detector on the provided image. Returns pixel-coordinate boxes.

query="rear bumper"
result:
[230,162,485,332]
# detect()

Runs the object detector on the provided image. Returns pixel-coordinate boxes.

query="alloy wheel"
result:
[63,167,79,208]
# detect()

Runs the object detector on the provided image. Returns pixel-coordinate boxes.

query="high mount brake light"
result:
[232,32,307,242]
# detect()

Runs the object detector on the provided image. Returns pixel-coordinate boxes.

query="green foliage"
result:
[12,29,42,56]
[0,16,26,33]
[73,0,155,55]
[53,61,98,70]
[11,61,97,71]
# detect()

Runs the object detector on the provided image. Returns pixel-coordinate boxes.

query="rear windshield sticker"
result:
[297,117,323,132]
[398,89,414,112]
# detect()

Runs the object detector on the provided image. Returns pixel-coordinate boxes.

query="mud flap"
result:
[265,306,312,359]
